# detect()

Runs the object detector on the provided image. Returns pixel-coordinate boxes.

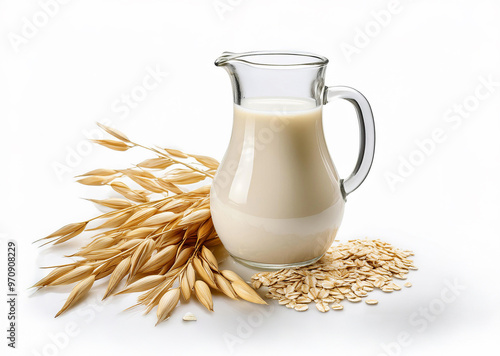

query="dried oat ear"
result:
[34,124,265,325]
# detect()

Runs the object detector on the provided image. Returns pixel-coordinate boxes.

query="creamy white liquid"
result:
[210,97,345,266]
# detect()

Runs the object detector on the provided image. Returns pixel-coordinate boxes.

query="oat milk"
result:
[210,97,345,266]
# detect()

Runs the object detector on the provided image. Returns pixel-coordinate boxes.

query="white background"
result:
[1,0,499,355]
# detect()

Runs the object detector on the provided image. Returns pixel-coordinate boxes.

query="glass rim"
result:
[215,51,329,68]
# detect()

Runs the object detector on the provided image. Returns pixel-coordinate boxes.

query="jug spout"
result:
[214,52,237,67]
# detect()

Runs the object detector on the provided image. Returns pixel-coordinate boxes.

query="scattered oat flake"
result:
[365,299,378,305]
[404,282,412,288]
[294,304,308,311]
[182,312,197,321]
[316,302,329,312]
[347,297,362,303]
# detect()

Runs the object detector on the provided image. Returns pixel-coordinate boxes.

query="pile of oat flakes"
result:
[252,239,417,312]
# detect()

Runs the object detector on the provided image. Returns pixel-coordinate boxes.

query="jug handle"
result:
[323,86,376,199]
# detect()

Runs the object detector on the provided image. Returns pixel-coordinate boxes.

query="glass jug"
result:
[210,51,375,269]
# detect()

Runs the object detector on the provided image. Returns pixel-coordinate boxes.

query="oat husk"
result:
[194,280,213,311]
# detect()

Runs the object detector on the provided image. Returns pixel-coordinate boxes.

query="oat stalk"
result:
[35,124,265,324]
